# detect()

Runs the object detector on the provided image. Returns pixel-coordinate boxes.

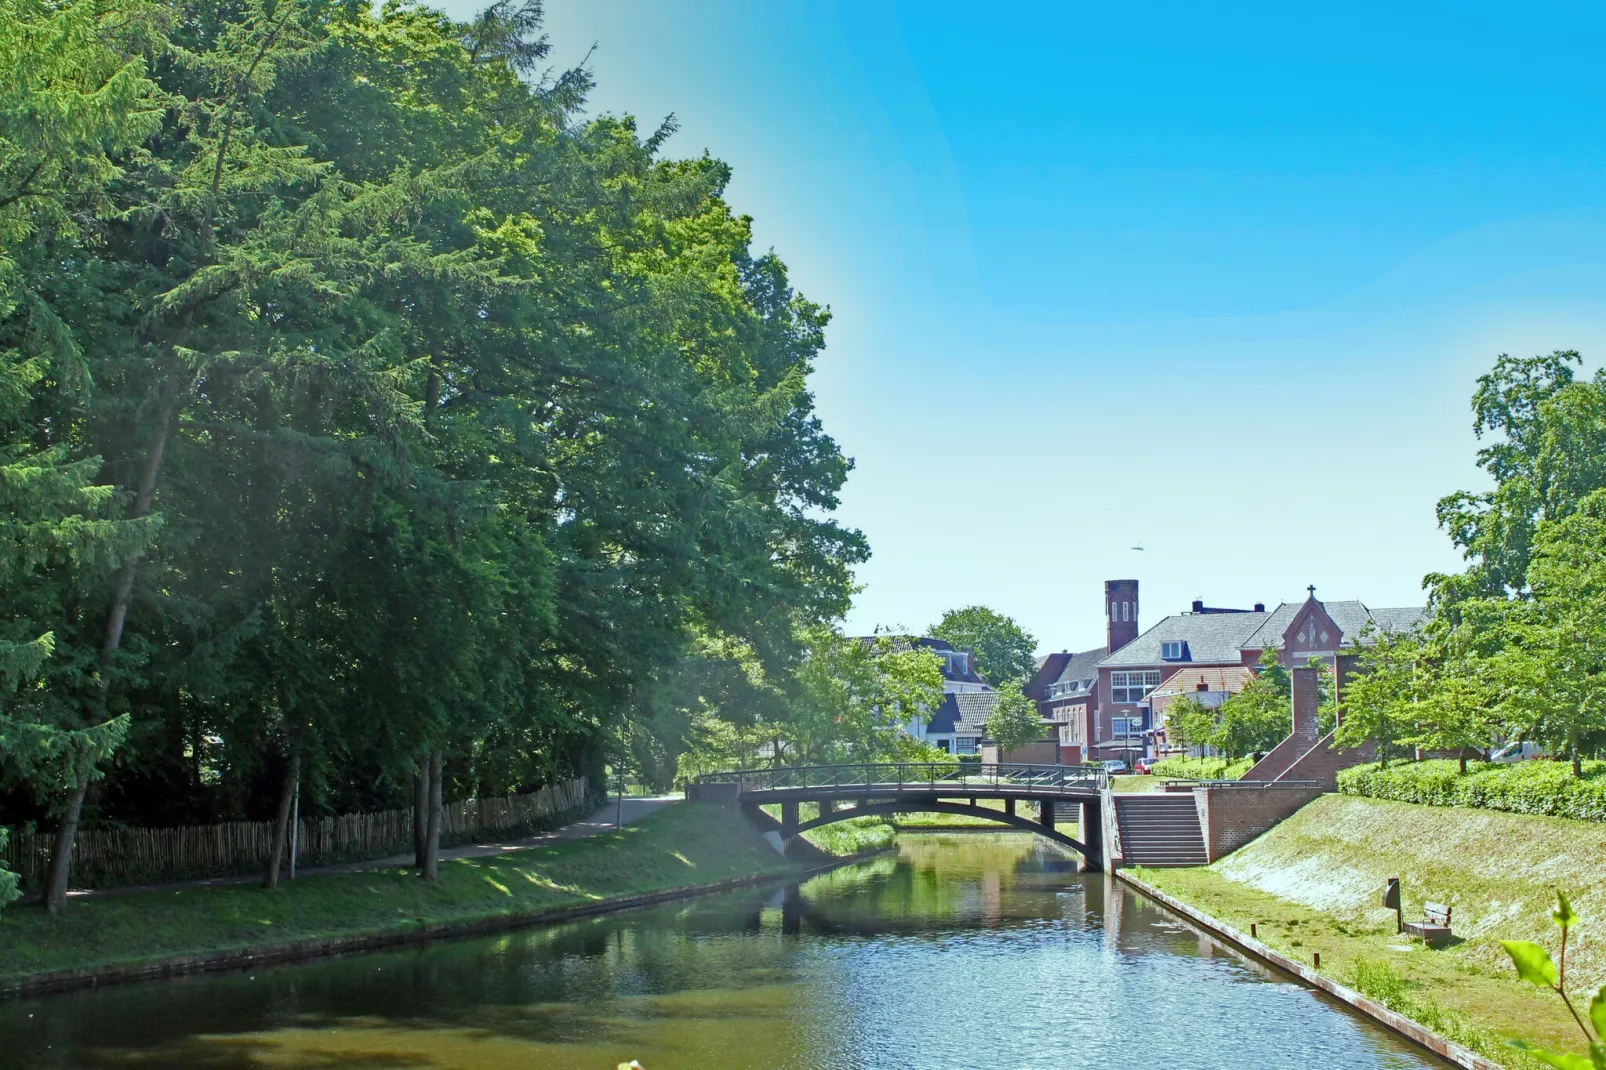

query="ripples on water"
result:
[0,833,1446,1069]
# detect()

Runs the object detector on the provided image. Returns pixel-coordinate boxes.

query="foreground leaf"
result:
[1555,890,1578,931]
[1503,941,1560,988]
[1509,1040,1595,1070]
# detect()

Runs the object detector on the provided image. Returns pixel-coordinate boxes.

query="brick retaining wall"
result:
[1193,783,1324,861]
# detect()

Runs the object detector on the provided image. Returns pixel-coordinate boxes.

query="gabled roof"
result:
[1146,665,1255,699]
[953,691,999,733]
[1238,601,1428,651]
[1045,645,1106,698]
[1098,612,1270,668]
[1028,651,1074,700]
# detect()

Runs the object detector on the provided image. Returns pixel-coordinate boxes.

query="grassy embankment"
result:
[0,802,809,987]
[1133,794,1606,1067]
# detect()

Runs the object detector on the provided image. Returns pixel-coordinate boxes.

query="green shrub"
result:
[0,829,16,913]
[1149,756,1253,781]
[1348,957,1512,1064]
[801,816,895,856]
[1338,759,1606,822]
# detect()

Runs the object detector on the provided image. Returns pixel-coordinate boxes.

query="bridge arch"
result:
[788,799,1093,858]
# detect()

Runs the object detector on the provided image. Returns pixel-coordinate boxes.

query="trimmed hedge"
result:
[1149,756,1253,781]
[1337,759,1606,822]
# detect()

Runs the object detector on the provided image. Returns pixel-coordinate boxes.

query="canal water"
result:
[2,834,1445,1069]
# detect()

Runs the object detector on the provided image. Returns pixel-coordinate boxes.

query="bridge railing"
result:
[693,762,1108,794]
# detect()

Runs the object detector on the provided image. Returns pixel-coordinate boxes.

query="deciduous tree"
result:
[929,606,1037,687]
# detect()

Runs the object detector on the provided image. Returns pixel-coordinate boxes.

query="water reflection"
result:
[1,834,1444,1069]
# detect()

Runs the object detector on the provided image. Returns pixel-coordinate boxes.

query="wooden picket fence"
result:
[2,778,590,892]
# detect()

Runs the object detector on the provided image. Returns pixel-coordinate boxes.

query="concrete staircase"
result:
[1113,794,1207,867]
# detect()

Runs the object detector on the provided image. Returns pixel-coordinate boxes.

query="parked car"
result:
[1490,740,1543,763]
[1100,760,1128,775]
[1133,758,1154,775]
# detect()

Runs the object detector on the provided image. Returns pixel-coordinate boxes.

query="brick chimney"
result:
[1106,579,1139,654]
[1291,666,1320,741]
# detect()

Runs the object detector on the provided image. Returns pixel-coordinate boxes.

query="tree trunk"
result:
[1572,742,1583,778]
[1458,752,1468,774]
[41,387,180,911]
[262,752,299,890]
[421,750,443,882]
[413,757,429,868]
[98,383,177,670]
[43,778,88,914]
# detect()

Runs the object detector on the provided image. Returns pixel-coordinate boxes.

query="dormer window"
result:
[1161,641,1186,661]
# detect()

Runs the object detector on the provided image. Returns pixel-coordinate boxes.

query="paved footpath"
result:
[47,794,682,903]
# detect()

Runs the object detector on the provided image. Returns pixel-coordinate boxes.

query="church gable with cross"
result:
[1236,587,1428,678]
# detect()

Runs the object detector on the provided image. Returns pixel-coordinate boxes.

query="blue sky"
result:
[467,1,1606,651]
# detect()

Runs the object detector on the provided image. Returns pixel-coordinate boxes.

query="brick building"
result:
[1045,582,1424,765]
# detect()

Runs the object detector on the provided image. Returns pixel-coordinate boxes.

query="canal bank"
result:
[1117,871,1499,1070]
[1125,793,1606,1069]
[0,833,1453,1069]
[0,802,885,999]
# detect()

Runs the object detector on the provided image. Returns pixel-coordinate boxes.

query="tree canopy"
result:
[929,606,1036,687]
[0,0,867,908]
[985,686,1043,756]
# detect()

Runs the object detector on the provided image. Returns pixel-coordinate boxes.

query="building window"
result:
[1161,641,1185,660]
[1110,670,1162,704]
[955,737,978,755]
[1122,601,1130,622]
[935,738,950,753]
[1113,714,1150,736]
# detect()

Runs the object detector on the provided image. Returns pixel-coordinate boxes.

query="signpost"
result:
[1381,876,1401,933]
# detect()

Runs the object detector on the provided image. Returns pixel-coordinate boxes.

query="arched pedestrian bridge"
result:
[689,763,1108,869]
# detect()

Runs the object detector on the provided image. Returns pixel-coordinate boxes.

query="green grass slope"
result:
[0,802,800,986]
[1138,794,1606,1063]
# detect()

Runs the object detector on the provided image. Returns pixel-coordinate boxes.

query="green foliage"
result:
[1500,891,1606,1069]
[674,630,945,776]
[1480,494,1606,774]
[1345,958,1489,1056]
[1149,755,1254,780]
[0,0,161,819]
[1348,957,1409,1006]
[929,606,1037,687]
[1163,694,1221,755]
[1176,649,1291,761]
[1335,628,1425,763]
[984,686,1043,755]
[0,0,868,874]
[1430,350,1606,604]
[801,814,895,856]
[0,828,17,913]
[1337,759,1606,821]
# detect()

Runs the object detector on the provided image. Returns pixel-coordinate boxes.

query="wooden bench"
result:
[1402,901,1453,947]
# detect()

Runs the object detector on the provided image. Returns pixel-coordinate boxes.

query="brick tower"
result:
[1106,579,1139,655]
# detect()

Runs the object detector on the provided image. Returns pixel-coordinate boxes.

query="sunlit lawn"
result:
[1135,794,1606,1067]
[0,802,800,984]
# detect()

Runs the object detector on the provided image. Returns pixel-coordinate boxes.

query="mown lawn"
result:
[1135,794,1606,1067]
[0,802,800,985]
